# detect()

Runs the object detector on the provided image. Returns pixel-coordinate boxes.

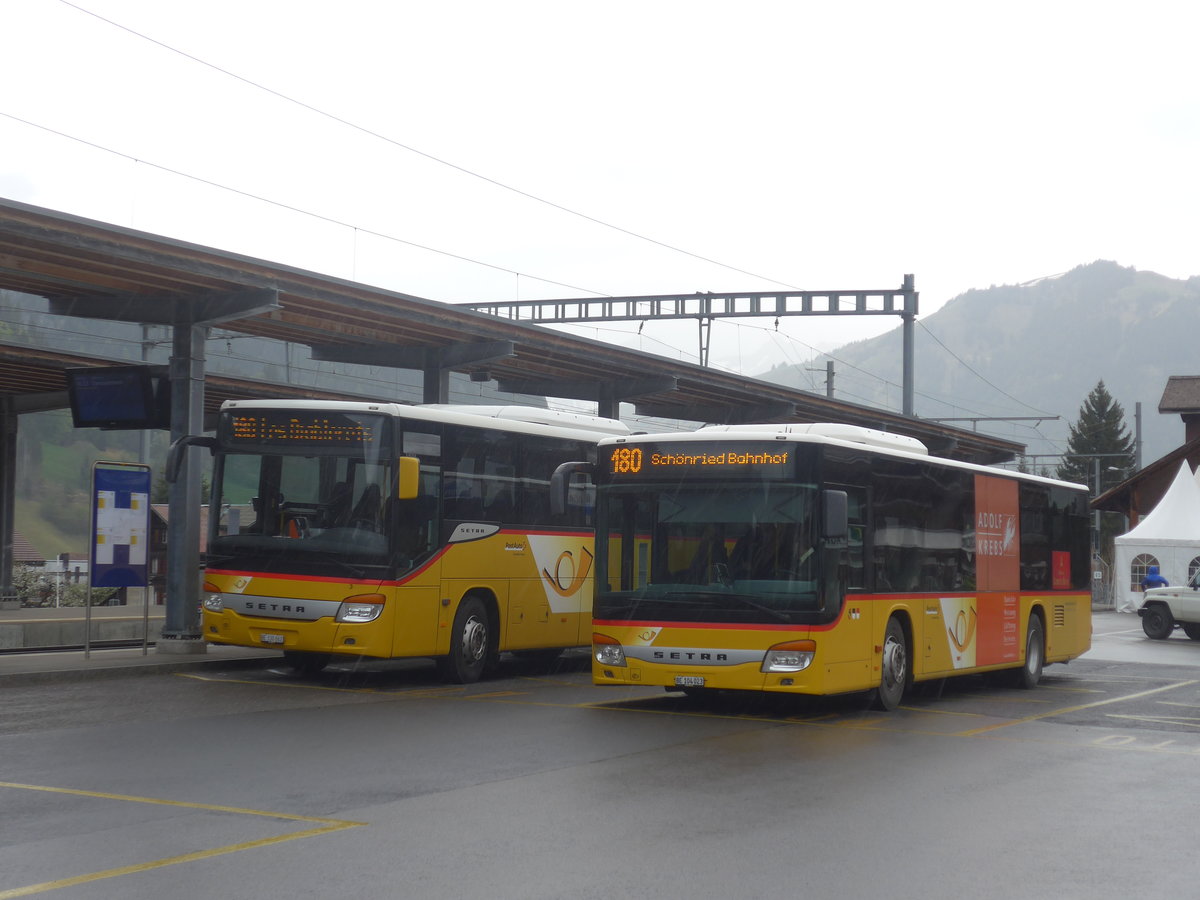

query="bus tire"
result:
[437,595,495,683]
[872,617,908,711]
[1012,613,1044,689]
[283,651,330,676]
[1141,604,1175,640]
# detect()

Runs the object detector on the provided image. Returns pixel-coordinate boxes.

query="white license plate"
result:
[260,633,285,645]
[674,675,705,688]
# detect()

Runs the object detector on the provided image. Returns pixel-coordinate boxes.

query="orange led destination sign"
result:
[605,442,793,480]
[225,410,385,450]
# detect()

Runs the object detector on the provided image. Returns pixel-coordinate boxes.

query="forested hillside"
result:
[758,261,1200,466]
[15,410,170,559]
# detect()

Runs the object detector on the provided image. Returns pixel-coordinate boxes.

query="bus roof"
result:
[219,399,630,442]
[698,422,929,455]
[599,422,1089,492]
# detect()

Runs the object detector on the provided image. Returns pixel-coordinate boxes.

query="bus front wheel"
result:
[872,617,908,711]
[437,596,496,683]
[1011,614,1044,689]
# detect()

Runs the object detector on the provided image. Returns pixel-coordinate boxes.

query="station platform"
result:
[0,643,282,685]
[1,609,1192,686]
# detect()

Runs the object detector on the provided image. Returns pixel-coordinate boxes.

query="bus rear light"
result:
[762,640,816,673]
[336,594,386,623]
[593,633,627,667]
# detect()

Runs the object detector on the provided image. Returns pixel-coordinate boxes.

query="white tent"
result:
[1113,461,1200,611]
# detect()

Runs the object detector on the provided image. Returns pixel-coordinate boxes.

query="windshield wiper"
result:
[686,591,794,623]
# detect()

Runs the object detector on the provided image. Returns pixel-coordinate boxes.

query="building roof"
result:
[1159,376,1200,414]
[13,531,45,564]
[152,504,208,553]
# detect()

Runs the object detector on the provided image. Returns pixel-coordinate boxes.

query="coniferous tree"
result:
[1056,380,1136,559]
[1056,381,1136,488]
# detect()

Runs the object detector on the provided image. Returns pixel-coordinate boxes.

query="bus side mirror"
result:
[166,435,218,484]
[550,461,593,516]
[397,457,420,500]
[822,490,848,542]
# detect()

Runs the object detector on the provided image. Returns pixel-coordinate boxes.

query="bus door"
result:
[819,485,874,693]
[390,434,444,658]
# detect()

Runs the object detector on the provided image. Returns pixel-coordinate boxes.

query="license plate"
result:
[674,675,705,688]
[260,633,285,645]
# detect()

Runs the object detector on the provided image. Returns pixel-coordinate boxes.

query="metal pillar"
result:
[597,384,618,421]
[160,321,207,652]
[901,274,916,417]
[423,359,450,404]
[0,400,15,608]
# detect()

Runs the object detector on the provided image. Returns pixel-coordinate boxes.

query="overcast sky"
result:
[3,0,1198,383]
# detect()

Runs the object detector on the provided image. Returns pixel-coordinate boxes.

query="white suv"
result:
[1137,569,1200,640]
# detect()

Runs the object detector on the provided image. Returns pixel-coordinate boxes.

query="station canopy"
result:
[0,197,1023,464]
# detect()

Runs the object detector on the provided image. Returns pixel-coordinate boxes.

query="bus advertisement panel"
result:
[201,400,627,682]
[587,424,1092,709]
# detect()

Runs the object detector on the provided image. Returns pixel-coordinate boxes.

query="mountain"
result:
[754,261,1200,469]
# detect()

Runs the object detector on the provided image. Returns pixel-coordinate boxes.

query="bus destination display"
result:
[226,411,385,449]
[606,442,793,480]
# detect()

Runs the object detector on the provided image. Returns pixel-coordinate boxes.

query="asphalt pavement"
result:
[0,608,1193,686]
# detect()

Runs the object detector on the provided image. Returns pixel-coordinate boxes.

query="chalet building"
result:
[13,531,44,566]
[1094,376,1200,524]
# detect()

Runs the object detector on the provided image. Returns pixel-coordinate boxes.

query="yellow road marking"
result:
[178,672,380,693]
[955,680,1199,737]
[0,782,364,899]
[898,705,989,718]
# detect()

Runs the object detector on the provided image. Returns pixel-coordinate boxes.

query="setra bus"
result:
[198,399,628,681]
[556,422,1092,709]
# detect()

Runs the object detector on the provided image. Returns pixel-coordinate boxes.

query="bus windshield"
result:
[208,411,430,578]
[595,481,823,625]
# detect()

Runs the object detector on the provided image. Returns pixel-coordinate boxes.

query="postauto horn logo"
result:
[528,535,593,612]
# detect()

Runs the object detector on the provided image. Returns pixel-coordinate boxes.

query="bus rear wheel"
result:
[1011,614,1044,689]
[872,617,908,711]
[437,595,496,683]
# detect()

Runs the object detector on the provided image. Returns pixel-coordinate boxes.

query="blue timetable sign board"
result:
[91,463,152,589]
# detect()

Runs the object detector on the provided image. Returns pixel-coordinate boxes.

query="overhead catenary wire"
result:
[5,4,1067,454]
[54,0,803,294]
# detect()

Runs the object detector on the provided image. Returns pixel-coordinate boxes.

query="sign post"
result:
[88,462,152,658]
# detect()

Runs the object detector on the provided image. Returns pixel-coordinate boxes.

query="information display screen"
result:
[222,410,389,452]
[66,366,167,430]
[602,441,796,481]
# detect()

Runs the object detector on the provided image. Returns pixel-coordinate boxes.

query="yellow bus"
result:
[201,400,627,681]
[562,423,1092,709]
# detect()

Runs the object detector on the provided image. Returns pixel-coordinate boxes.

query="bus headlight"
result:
[336,594,386,623]
[593,633,627,667]
[202,595,225,612]
[762,640,816,673]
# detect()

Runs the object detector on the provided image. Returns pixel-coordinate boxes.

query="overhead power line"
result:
[57,0,802,292]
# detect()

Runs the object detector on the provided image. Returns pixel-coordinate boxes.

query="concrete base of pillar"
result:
[156,637,208,655]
